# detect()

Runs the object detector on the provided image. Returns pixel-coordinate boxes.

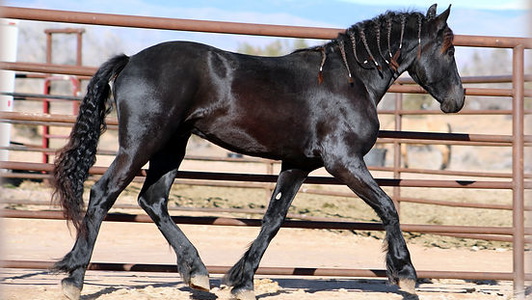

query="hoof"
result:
[189,275,210,292]
[61,279,81,300]
[233,289,256,300]
[399,278,416,294]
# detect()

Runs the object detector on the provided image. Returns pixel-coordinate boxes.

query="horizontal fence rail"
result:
[3,91,532,116]
[1,111,530,146]
[1,161,528,190]
[3,260,531,282]
[3,209,531,243]
[3,6,532,48]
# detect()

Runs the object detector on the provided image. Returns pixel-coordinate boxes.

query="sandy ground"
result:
[0,269,516,300]
[0,217,520,299]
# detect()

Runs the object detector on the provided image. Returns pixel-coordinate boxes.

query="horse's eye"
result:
[448,48,455,57]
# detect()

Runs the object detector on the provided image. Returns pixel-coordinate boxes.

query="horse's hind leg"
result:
[54,150,150,299]
[439,144,451,170]
[137,134,209,291]
[401,143,410,168]
[323,154,417,294]
[54,109,187,298]
[222,164,309,300]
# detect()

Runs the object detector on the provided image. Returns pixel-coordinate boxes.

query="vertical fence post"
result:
[392,93,403,213]
[0,20,18,170]
[512,44,525,299]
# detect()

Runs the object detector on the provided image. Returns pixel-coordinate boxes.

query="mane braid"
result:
[348,31,363,66]
[389,14,407,72]
[386,18,393,58]
[374,21,390,65]
[359,27,380,71]
[317,46,327,84]
[399,14,406,50]
[417,14,423,58]
[337,39,354,83]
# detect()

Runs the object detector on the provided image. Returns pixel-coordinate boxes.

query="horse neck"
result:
[335,13,424,102]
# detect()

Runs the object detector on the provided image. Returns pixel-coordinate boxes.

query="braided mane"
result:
[342,10,425,73]
[301,9,433,83]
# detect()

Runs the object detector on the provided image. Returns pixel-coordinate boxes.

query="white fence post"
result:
[0,19,18,171]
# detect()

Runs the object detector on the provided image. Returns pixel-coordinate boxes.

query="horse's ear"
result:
[426,4,437,19]
[429,4,451,31]
[435,4,451,24]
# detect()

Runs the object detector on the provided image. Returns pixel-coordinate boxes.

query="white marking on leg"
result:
[275,192,282,200]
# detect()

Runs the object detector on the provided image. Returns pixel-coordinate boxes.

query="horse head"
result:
[407,4,465,113]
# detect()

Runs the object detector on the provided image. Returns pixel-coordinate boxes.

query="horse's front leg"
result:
[223,165,309,300]
[323,153,417,294]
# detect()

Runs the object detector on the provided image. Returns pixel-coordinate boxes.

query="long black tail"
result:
[52,54,129,232]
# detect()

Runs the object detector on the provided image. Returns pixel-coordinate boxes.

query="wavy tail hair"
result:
[52,54,129,232]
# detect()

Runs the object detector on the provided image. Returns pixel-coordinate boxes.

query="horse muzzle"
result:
[440,88,465,113]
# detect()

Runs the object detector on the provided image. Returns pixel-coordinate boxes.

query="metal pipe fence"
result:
[1,6,531,298]
[4,259,531,282]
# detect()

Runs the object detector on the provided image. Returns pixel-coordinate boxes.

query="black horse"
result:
[52,4,464,300]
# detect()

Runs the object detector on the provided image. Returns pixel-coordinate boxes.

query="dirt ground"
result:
[0,218,518,299]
